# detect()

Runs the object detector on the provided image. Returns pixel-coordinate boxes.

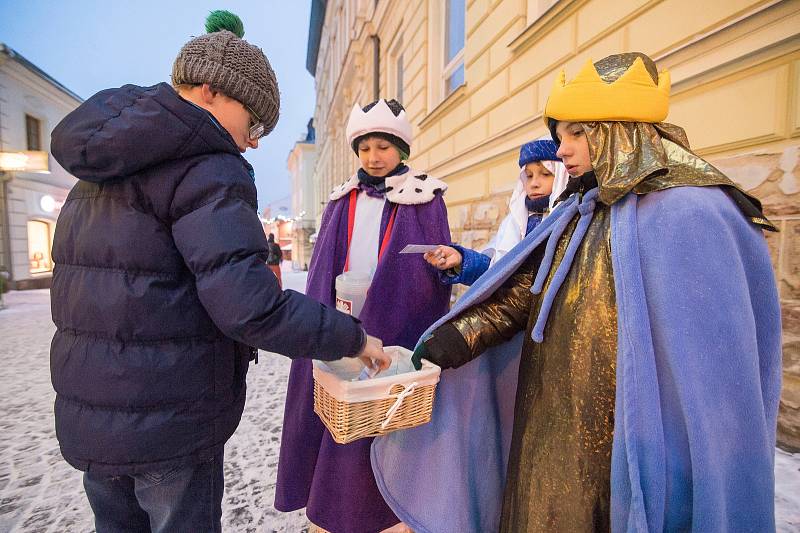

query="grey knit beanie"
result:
[172,11,280,136]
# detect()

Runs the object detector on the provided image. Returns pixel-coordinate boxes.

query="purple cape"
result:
[275,191,451,533]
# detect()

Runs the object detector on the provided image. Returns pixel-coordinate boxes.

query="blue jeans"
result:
[83,451,224,533]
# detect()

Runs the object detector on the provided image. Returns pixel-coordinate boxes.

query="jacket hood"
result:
[51,83,246,182]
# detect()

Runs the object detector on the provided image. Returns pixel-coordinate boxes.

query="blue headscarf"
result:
[518,139,560,167]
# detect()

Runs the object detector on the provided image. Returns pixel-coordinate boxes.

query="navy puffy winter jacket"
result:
[49,83,364,475]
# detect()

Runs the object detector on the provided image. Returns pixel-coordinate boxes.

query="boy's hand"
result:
[424,245,462,271]
[356,335,391,372]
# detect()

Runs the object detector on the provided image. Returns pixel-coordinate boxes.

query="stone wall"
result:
[449,192,510,301]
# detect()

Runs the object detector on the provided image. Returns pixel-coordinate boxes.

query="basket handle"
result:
[380,381,418,430]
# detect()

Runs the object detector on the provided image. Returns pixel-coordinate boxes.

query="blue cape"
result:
[371,186,782,532]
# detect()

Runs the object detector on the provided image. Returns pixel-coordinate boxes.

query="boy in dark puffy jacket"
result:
[49,11,388,533]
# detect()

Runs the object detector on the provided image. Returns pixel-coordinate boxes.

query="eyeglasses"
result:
[244,104,265,140]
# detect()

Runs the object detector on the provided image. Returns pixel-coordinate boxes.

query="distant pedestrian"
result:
[49,11,389,533]
[266,233,283,288]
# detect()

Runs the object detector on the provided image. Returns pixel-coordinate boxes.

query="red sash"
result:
[343,188,398,272]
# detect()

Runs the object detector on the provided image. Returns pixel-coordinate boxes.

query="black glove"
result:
[411,341,428,370]
[412,324,472,371]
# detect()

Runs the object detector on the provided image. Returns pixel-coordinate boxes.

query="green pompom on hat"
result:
[172,10,280,136]
[205,10,244,38]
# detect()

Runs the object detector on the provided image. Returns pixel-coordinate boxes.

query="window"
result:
[429,0,466,108]
[27,220,52,274]
[396,52,405,104]
[25,115,41,151]
[389,36,405,104]
[444,0,465,95]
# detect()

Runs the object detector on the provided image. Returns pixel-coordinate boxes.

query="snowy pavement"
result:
[1,267,799,532]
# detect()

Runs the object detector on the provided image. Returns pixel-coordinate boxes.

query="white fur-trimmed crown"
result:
[345,99,413,148]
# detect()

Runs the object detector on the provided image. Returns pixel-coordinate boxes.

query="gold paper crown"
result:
[543,57,670,124]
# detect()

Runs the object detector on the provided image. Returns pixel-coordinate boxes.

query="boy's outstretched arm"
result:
[415,245,544,369]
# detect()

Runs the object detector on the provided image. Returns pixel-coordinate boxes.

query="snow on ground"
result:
[776,447,800,532]
[1,264,799,532]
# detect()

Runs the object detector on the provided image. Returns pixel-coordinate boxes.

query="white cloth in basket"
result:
[313,346,440,403]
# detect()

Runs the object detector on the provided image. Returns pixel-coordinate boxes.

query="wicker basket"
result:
[312,350,440,444]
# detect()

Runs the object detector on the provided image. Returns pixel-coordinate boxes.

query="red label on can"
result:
[336,296,353,315]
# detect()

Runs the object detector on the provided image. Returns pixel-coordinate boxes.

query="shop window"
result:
[27,220,52,274]
[26,115,42,151]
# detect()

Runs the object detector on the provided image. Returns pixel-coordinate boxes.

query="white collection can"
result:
[334,271,372,318]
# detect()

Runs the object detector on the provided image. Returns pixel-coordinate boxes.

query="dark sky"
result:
[0,0,316,210]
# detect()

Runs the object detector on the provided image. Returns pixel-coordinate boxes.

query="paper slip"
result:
[399,244,440,254]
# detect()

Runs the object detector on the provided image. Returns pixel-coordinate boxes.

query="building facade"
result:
[0,44,82,290]
[288,120,318,270]
[306,0,800,449]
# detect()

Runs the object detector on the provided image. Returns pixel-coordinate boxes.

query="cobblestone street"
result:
[0,275,799,532]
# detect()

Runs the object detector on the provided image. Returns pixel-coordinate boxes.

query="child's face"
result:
[555,121,592,176]
[358,136,401,177]
[524,161,555,200]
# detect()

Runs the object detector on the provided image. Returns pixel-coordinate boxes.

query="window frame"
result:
[427,0,466,109]
[388,34,405,104]
[443,0,466,96]
[396,49,405,104]
[25,114,42,152]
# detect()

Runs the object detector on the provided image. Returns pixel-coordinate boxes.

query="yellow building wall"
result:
[311,0,800,449]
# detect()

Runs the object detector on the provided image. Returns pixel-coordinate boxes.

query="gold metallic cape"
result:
[452,208,616,532]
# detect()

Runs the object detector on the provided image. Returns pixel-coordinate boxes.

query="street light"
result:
[40,195,56,213]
